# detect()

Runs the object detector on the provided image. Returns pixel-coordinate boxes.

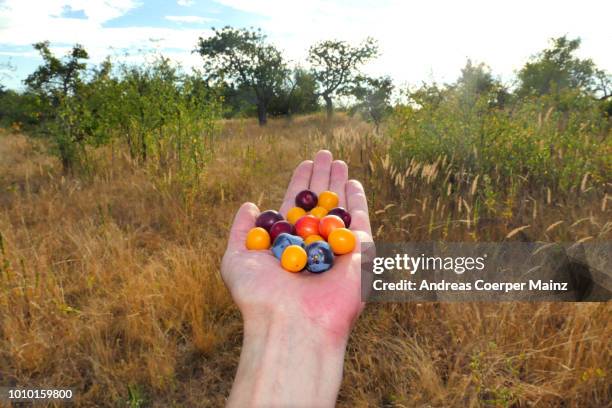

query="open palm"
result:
[221,150,373,338]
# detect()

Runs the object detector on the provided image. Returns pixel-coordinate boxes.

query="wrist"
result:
[243,305,351,351]
[228,308,349,407]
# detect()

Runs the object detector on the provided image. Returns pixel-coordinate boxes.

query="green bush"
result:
[12,47,222,180]
[389,87,610,194]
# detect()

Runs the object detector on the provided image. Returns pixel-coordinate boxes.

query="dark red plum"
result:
[269,221,294,243]
[255,210,284,232]
[328,207,351,228]
[295,190,318,211]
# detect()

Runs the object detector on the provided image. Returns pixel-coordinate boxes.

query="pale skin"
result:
[221,150,373,408]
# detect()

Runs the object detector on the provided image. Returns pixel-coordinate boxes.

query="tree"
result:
[25,41,89,106]
[455,59,508,108]
[268,68,319,116]
[286,68,319,115]
[218,82,257,118]
[456,60,495,96]
[593,70,611,101]
[196,27,288,125]
[23,42,90,171]
[308,38,378,118]
[517,36,601,97]
[350,75,393,133]
[117,57,181,162]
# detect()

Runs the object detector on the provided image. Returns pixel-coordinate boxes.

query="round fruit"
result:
[304,234,324,245]
[294,215,320,239]
[272,233,305,259]
[306,241,334,273]
[287,207,307,224]
[328,228,356,255]
[318,191,339,211]
[281,245,307,272]
[328,207,352,228]
[309,206,328,219]
[255,210,284,232]
[319,214,345,239]
[295,190,318,211]
[245,227,271,250]
[269,221,294,243]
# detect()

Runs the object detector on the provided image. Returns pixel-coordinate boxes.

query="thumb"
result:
[227,202,260,251]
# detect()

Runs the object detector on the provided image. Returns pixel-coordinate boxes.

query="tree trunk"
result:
[140,130,147,163]
[324,95,333,119]
[57,136,74,174]
[257,103,267,126]
[138,105,147,162]
[126,133,136,160]
[60,149,72,174]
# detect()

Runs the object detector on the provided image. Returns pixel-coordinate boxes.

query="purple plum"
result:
[269,221,294,243]
[255,210,284,232]
[328,207,351,228]
[295,190,318,211]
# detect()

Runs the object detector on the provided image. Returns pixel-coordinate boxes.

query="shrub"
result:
[389,87,610,196]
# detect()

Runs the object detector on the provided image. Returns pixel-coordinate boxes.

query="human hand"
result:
[221,149,372,342]
[221,150,372,407]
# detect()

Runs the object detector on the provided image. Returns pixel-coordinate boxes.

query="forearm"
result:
[227,310,349,408]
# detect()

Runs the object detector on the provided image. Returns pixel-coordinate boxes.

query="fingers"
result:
[342,229,374,284]
[329,160,348,208]
[346,180,371,235]
[352,230,375,300]
[309,150,333,195]
[346,179,368,213]
[227,202,260,251]
[279,160,313,216]
[351,210,372,236]
[353,230,375,268]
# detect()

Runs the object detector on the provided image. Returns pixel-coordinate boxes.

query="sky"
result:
[0,0,611,90]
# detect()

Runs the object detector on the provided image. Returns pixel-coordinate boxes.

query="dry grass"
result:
[0,115,610,407]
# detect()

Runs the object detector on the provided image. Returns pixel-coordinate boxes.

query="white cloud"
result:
[165,15,212,24]
[0,0,142,26]
[0,0,210,71]
[2,0,610,91]
[213,0,612,87]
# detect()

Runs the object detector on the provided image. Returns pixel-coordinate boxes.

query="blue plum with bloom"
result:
[272,233,305,260]
[305,241,334,273]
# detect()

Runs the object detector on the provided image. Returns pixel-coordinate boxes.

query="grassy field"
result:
[0,114,610,407]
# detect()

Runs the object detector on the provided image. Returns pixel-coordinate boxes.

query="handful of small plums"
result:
[245,189,355,273]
